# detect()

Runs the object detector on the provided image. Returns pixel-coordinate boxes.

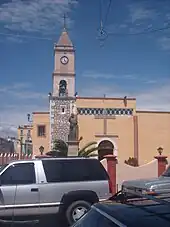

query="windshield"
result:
[162,166,170,177]
[73,208,118,227]
[0,164,8,173]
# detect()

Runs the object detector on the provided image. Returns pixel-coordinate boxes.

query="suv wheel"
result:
[66,200,91,225]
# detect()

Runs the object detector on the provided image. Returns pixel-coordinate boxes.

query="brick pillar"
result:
[154,155,168,177]
[104,154,117,195]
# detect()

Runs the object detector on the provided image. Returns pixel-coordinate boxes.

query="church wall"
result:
[76,97,136,109]
[32,112,50,156]
[77,97,136,161]
[107,116,134,161]
[78,114,103,145]
[137,111,170,164]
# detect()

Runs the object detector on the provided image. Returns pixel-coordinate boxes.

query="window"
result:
[20,129,23,136]
[0,163,36,185]
[62,159,109,182]
[27,129,31,136]
[42,160,63,182]
[60,105,66,114]
[42,159,108,183]
[74,209,118,227]
[37,125,46,137]
[0,164,8,173]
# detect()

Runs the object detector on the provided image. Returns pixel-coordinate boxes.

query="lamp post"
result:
[157,147,163,156]
[39,146,44,155]
[48,92,52,102]
[27,113,33,123]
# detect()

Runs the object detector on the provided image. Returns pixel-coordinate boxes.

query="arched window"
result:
[59,80,67,96]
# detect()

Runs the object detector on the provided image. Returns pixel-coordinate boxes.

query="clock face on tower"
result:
[60,56,69,65]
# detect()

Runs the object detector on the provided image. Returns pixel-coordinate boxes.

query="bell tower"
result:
[50,16,76,148]
[53,16,75,97]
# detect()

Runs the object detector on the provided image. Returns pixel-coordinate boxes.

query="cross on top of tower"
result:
[56,13,73,47]
[63,13,68,31]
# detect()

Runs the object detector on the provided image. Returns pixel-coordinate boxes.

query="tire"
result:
[66,200,91,225]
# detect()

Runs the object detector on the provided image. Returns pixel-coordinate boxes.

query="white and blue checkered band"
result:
[77,108,133,116]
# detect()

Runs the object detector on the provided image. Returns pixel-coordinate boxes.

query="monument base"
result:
[67,141,79,156]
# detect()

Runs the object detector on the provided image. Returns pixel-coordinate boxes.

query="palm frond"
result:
[78,141,97,156]
[78,147,98,157]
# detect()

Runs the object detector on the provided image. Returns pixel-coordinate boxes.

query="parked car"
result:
[122,165,170,197]
[72,191,170,226]
[0,157,111,225]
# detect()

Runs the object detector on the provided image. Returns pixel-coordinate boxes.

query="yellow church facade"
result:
[18,28,170,165]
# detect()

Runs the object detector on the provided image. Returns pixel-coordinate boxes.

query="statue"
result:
[59,80,67,97]
[68,113,78,141]
[72,103,77,115]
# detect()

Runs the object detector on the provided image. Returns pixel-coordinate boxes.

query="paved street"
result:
[1,215,67,227]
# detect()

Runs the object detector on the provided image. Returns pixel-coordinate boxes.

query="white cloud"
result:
[129,5,156,23]
[6,36,24,43]
[0,0,78,34]
[81,71,161,84]
[158,37,170,51]
[0,83,47,100]
[0,83,48,138]
[82,72,137,80]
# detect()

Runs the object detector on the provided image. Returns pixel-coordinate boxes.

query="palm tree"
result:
[46,139,68,157]
[78,141,98,157]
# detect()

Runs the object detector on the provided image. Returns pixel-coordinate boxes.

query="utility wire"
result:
[0,32,53,41]
[103,0,112,27]
[97,0,170,44]
[98,0,110,43]
[108,24,170,37]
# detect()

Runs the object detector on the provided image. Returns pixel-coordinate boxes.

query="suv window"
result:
[42,159,109,183]
[0,163,36,185]
[73,208,118,226]
[42,160,63,182]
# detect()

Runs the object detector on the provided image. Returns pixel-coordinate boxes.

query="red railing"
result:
[0,153,32,165]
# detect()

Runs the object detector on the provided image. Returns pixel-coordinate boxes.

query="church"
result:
[18,27,170,165]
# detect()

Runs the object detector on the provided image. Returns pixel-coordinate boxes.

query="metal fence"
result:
[0,153,32,165]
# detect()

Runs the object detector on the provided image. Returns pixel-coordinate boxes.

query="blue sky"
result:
[0,0,170,136]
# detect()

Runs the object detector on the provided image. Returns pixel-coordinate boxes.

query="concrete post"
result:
[104,154,117,194]
[154,155,168,177]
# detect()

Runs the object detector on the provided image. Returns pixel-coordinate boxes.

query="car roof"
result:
[95,198,170,226]
[7,156,98,164]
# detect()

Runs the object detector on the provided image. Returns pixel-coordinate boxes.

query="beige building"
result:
[18,27,170,165]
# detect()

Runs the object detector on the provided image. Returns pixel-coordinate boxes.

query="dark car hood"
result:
[122,176,170,189]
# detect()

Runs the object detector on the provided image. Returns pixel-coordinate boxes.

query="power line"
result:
[98,0,111,44]
[103,0,112,27]
[0,32,53,41]
[97,0,170,44]
[108,24,170,37]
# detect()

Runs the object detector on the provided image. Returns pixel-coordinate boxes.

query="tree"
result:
[46,139,68,157]
[78,141,98,157]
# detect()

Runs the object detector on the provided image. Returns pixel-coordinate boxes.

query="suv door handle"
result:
[31,188,39,192]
